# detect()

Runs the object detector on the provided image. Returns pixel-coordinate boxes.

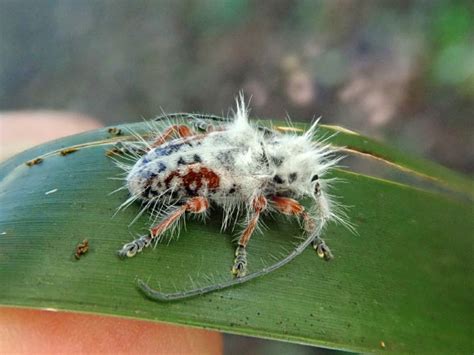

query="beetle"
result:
[113,95,347,301]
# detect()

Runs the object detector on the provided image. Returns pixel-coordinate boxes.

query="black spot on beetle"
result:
[288,172,297,183]
[185,186,199,196]
[228,184,237,194]
[156,143,184,157]
[216,151,235,168]
[177,157,186,165]
[271,156,283,167]
[311,174,319,182]
[193,154,202,163]
[314,182,321,195]
[157,162,167,173]
[273,175,284,184]
[259,142,270,168]
[142,186,152,198]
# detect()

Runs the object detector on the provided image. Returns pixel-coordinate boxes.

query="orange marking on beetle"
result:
[164,166,220,191]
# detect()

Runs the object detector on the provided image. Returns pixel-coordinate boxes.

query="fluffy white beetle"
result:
[114,95,347,301]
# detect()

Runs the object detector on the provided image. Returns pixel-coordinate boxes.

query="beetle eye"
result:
[311,174,319,182]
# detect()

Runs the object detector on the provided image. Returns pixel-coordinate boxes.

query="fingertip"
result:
[0,308,223,354]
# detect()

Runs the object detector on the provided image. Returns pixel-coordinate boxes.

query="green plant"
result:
[0,121,471,353]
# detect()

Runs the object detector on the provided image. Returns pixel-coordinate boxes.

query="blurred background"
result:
[1,0,473,173]
[0,0,472,353]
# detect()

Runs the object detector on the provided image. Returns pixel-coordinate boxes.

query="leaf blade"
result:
[0,122,472,353]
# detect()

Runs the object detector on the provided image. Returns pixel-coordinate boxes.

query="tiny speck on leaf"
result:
[60,147,79,156]
[26,157,43,166]
[106,147,122,157]
[74,239,89,260]
[108,127,122,136]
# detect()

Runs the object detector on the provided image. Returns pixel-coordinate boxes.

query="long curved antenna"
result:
[137,230,318,301]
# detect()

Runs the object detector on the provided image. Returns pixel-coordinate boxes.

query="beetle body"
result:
[127,128,262,209]
[115,95,346,301]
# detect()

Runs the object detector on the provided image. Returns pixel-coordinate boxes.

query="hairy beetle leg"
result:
[118,196,209,258]
[107,141,147,157]
[312,236,333,261]
[232,195,267,278]
[271,195,333,261]
[232,245,248,278]
[151,124,194,148]
[118,234,152,258]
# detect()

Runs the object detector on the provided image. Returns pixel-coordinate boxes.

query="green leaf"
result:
[1,121,472,353]
[269,122,472,197]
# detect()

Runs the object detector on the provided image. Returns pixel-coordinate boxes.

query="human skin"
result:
[0,112,223,354]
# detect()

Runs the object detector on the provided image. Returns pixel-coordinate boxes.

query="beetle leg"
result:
[118,196,209,258]
[271,196,333,261]
[232,195,268,278]
[150,124,195,148]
